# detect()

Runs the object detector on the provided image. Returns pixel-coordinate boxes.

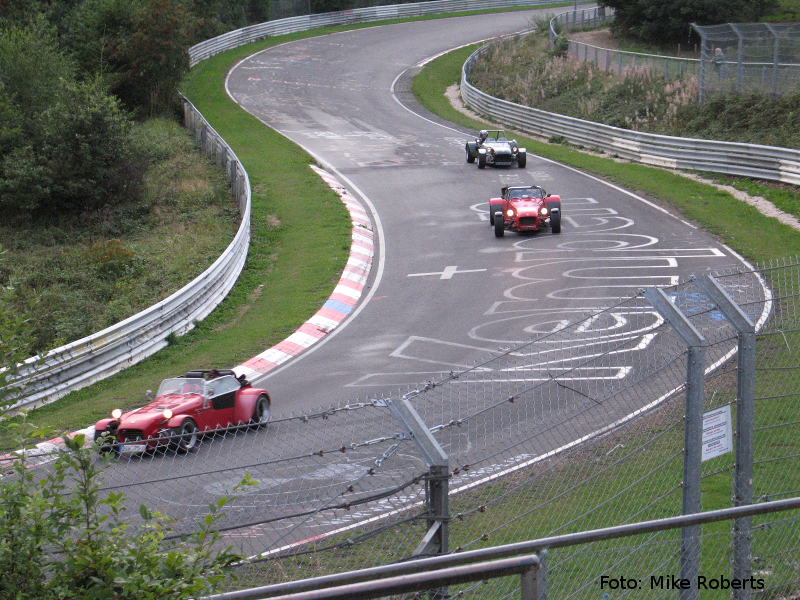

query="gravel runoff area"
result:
[445,84,800,231]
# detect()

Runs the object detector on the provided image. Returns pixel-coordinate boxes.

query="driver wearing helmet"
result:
[477,130,488,145]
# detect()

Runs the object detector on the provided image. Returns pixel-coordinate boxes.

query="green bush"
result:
[598,0,779,45]
[0,23,144,217]
[0,433,242,600]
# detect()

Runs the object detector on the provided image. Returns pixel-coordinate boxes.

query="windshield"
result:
[487,130,507,141]
[509,187,544,199]
[157,377,205,397]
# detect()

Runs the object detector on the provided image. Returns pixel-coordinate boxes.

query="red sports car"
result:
[489,184,561,237]
[93,369,271,455]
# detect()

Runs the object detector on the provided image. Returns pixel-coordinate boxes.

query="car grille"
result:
[119,429,144,442]
[519,217,539,226]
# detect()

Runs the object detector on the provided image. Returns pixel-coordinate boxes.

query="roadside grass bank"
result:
[1,4,575,449]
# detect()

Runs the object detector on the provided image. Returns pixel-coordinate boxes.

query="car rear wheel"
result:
[175,419,199,453]
[250,394,271,429]
[478,153,486,169]
[489,205,495,226]
[494,212,505,237]
[551,211,561,234]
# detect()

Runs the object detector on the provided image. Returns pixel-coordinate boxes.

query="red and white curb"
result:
[235,165,374,381]
[1,165,374,467]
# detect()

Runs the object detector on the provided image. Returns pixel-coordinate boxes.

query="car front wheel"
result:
[175,419,199,453]
[517,153,527,168]
[478,153,486,169]
[494,212,505,237]
[551,211,561,234]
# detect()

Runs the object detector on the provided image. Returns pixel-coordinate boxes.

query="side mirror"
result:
[208,387,216,396]
[145,389,154,401]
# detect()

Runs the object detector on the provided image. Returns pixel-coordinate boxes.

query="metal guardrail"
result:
[205,498,800,600]
[6,99,252,413]
[463,19,800,185]
[188,0,576,66]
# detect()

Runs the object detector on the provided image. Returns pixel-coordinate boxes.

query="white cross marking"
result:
[407,266,487,280]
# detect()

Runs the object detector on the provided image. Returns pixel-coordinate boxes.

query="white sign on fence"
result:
[702,405,733,462]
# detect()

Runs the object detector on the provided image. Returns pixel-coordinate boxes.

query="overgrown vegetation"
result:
[468,30,800,149]
[0,118,237,356]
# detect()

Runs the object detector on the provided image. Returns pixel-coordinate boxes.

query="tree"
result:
[0,24,143,216]
[115,0,192,115]
[598,0,779,45]
[61,0,142,87]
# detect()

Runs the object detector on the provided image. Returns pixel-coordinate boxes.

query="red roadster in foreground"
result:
[93,369,271,455]
[489,185,561,237]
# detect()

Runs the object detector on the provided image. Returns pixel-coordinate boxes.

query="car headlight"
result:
[162,409,173,420]
[506,209,514,217]
[541,207,549,215]
[111,408,122,419]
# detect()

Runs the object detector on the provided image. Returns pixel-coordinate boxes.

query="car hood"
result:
[511,198,545,216]
[119,394,201,428]
[486,142,512,152]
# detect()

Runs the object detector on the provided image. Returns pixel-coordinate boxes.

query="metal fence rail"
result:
[461,23,800,185]
[5,99,252,413]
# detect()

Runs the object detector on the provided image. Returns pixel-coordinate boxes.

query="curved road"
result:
[226,11,747,408]
[90,10,767,561]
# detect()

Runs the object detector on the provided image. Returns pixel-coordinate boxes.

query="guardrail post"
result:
[645,287,707,600]
[697,275,755,600]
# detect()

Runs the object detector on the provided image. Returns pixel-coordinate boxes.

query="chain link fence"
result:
[12,258,800,598]
[550,8,800,100]
[693,22,800,100]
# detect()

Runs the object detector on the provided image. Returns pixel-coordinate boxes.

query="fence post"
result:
[697,276,755,600]
[645,287,707,600]
[388,395,450,558]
